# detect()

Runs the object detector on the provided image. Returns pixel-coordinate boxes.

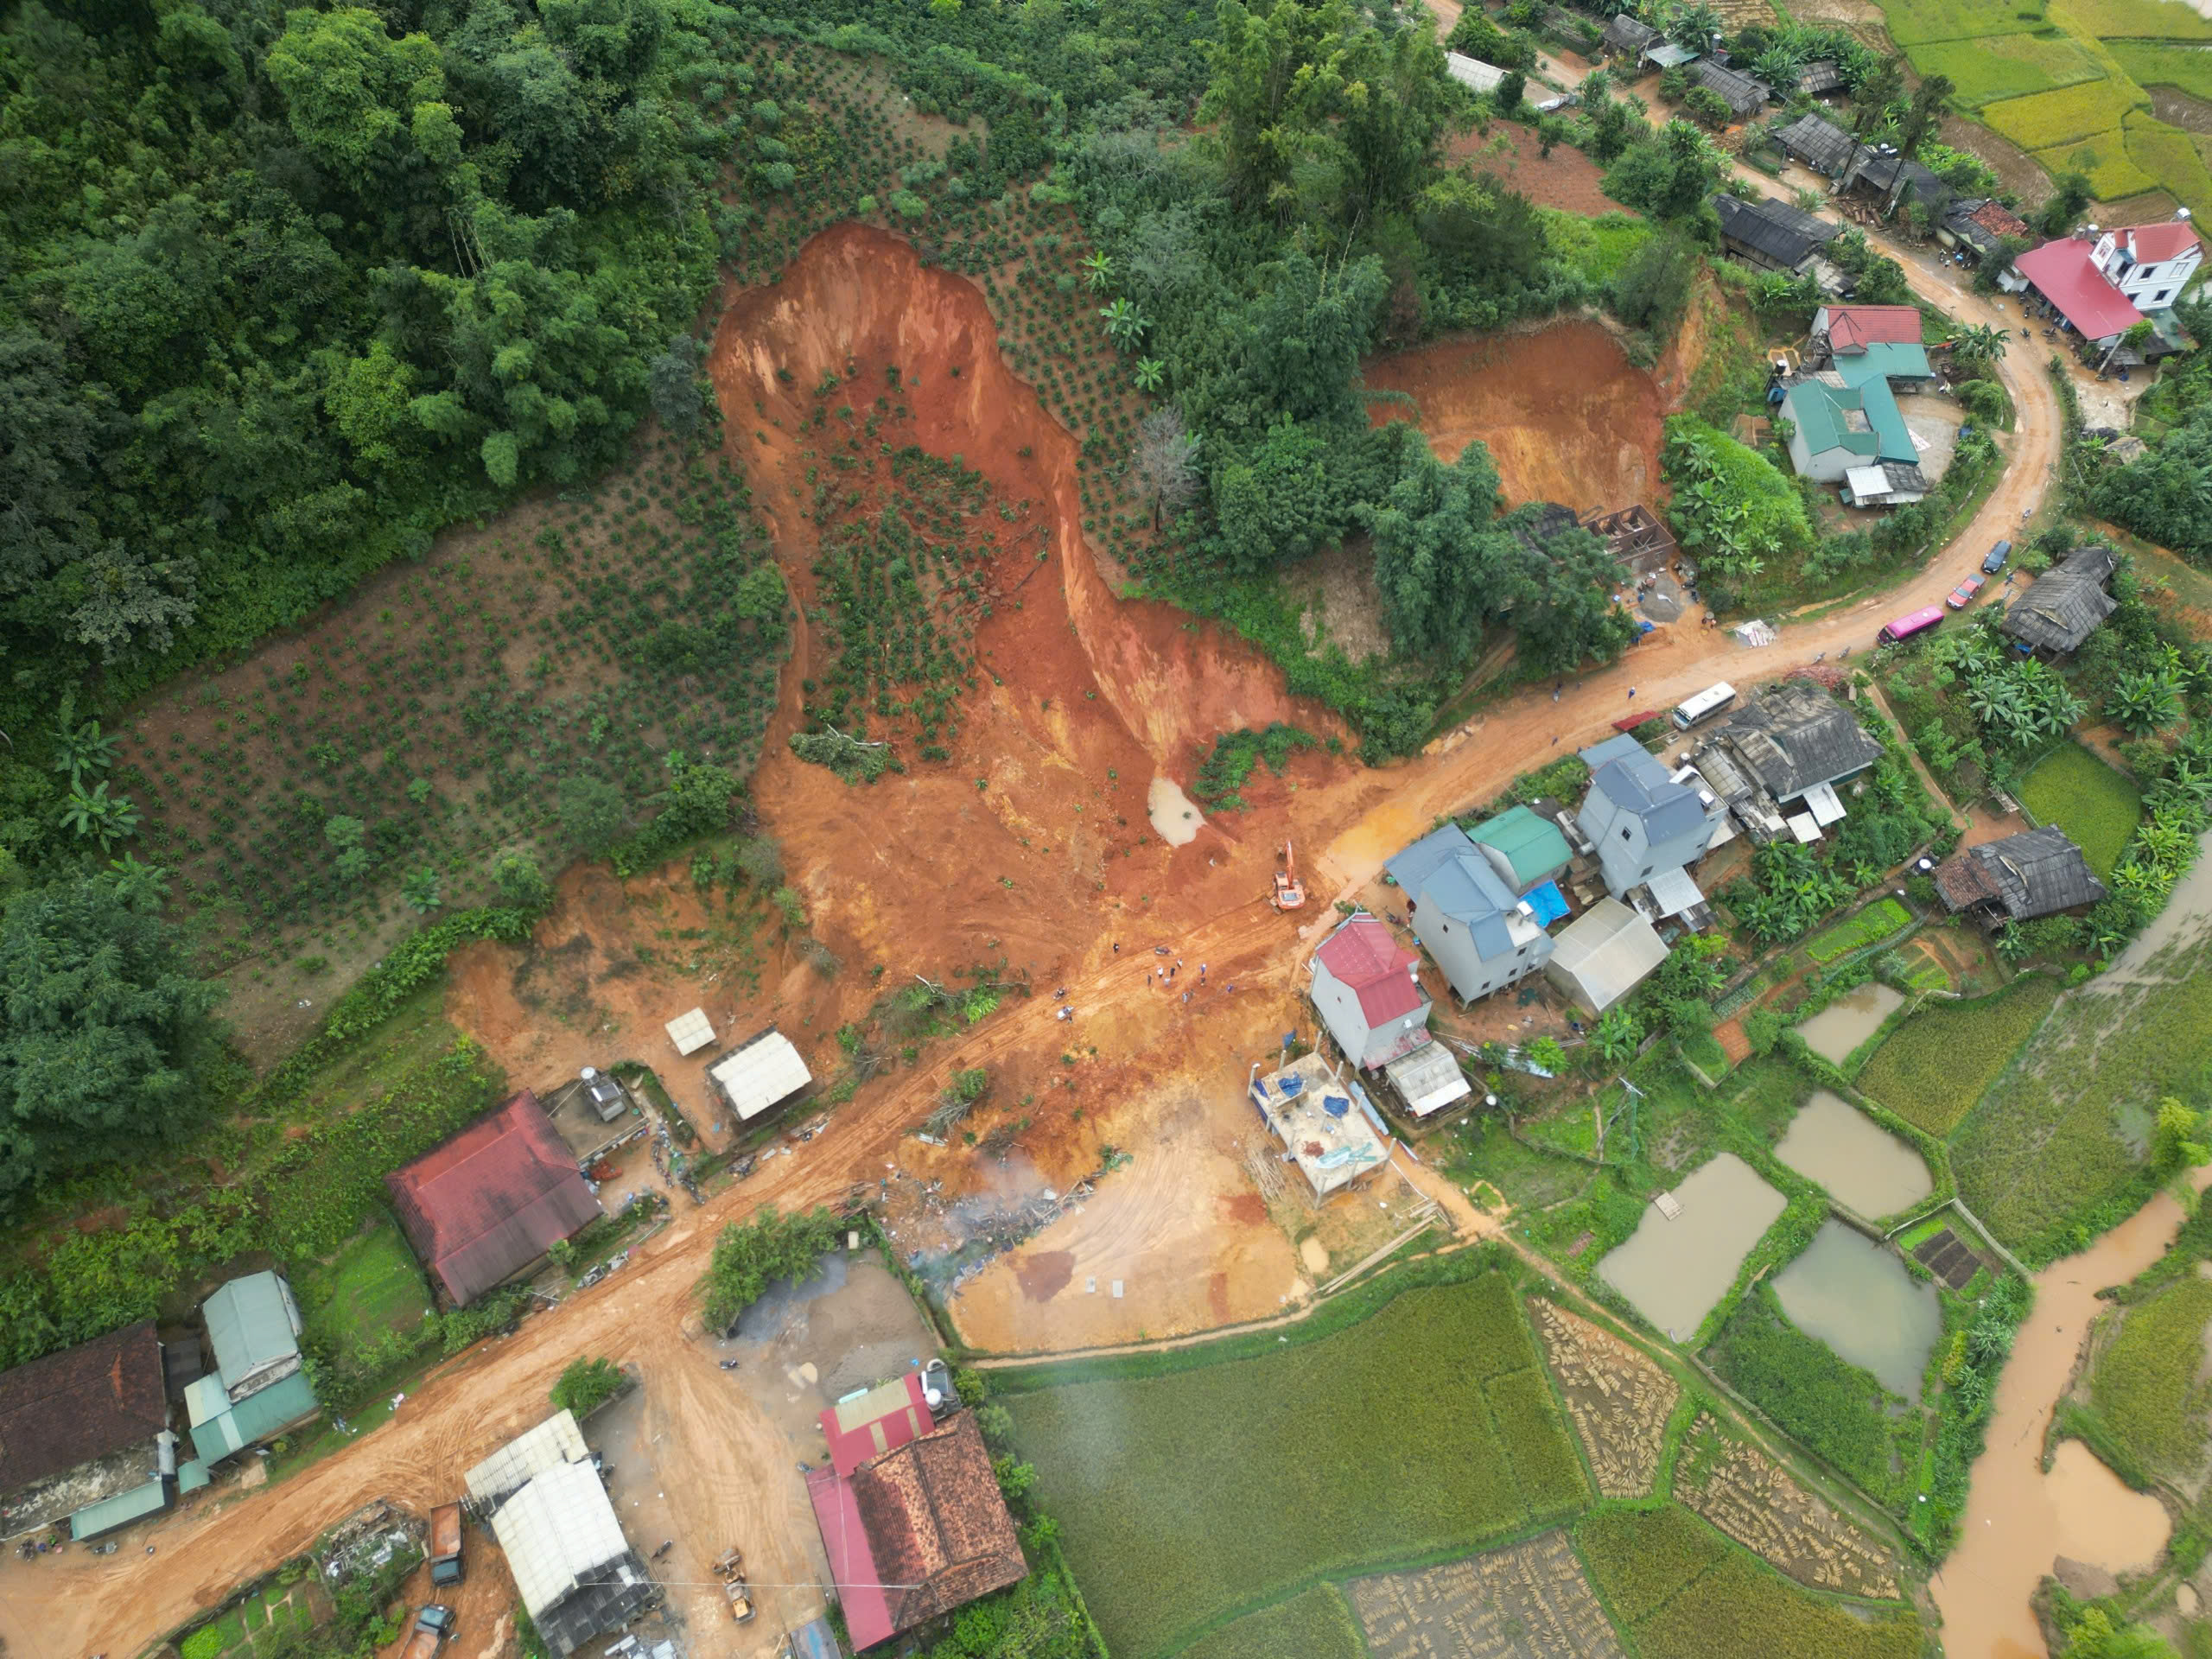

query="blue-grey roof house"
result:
[1577,734,1722,899]
[1385,825,1553,1004]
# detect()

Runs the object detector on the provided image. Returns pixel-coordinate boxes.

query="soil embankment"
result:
[1361,321,1668,511]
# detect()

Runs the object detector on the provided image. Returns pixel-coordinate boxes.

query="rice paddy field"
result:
[1574,1508,1922,1659]
[1889,0,2212,219]
[1001,1274,1585,1659]
[2083,1276,2212,1481]
[1853,975,2061,1134]
[1178,1585,1365,1659]
[1955,927,2212,1260]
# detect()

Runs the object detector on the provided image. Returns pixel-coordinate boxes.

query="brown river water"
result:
[1934,1169,2212,1656]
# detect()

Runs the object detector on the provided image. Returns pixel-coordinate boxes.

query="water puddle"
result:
[1796,982,1904,1065]
[1147,776,1205,846]
[1599,1153,1786,1341]
[1771,1220,1942,1399]
[1935,1166,2212,1657]
[1774,1090,1933,1219]
[2046,1440,2171,1574]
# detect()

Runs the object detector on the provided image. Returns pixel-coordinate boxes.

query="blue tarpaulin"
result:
[1524,880,1570,927]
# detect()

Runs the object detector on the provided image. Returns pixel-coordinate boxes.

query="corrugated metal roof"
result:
[707,1028,812,1122]
[823,1375,931,1478]
[1644,866,1705,917]
[1314,915,1425,1027]
[491,1459,633,1624]
[664,1007,715,1055]
[1467,805,1573,889]
[788,1618,843,1659]
[1446,52,1506,93]
[1546,899,1669,1013]
[175,1458,211,1495]
[189,1370,319,1460]
[387,1092,602,1306]
[467,1409,589,1505]
[67,1477,169,1541]
[202,1271,302,1393]
[184,1373,232,1429]
[1383,1042,1472,1118]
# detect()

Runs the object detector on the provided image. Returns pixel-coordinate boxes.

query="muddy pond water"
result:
[1773,1090,1933,1219]
[1599,1153,1785,1341]
[1771,1220,1942,1399]
[1796,982,1905,1065]
[1147,776,1205,846]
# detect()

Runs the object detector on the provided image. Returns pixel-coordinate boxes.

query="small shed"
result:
[1382,1041,1474,1120]
[1798,58,1844,96]
[1544,898,1669,1014]
[1601,14,1660,58]
[1467,804,1574,893]
[664,1007,715,1056]
[1772,111,1857,178]
[707,1027,814,1123]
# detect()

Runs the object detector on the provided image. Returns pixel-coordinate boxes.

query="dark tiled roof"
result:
[1938,826,2107,920]
[2002,546,2119,653]
[1714,193,1839,267]
[1774,112,1857,174]
[1713,681,1883,801]
[1854,154,1948,210]
[1799,59,1843,94]
[1691,58,1771,116]
[0,1322,167,1497]
[851,1414,1027,1637]
[386,1092,602,1306]
[1603,14,1659,52]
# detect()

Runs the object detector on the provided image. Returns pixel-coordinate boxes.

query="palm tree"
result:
[1133,356,1165,392]
[1099,296,1150,351]
[1082,251,1116,291]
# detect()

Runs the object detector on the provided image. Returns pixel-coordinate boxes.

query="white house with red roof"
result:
[2007,216,2202,352]
[1309,912,1432,1070]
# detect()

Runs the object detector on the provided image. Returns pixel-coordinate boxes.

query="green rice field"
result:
[1983,79,2147,151]
[1955,930,2212,1260]
[1576,1508,1921,1659]
[2025,752,2141,885]
[1912,34,2106,108]
[1854,976,2060,1135]
[1177,1585,1365,1659]
[2084,1276,2212,1479]
[1881,0,2049,44]
[1002,1275,1580,1659]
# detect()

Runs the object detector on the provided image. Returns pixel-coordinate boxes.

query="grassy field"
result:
[1911,34,2106,107]
[1006,1275,1581,1658]
[1955,929,2212,1259]
[2085,1276,2212,1478]
[1804,899,1911,967]
[1575,1508,1922,1659]
[1539,210,1655,286]
[1178,1586,1366,1659]
[1854,976,2060,1135]
[1707,1287,1917,1513]
[1984,79,2148,150]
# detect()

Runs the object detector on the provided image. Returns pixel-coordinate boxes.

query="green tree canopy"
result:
[0,868,224,1209]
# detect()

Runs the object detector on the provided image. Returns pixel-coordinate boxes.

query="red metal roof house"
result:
[805,1407,1026,1651]
[1811,304,1923,357]
[1309,912,1431,1070]
[2011,238,2145,345]
[386,1092,602,1306]
[821,1376,931,1476]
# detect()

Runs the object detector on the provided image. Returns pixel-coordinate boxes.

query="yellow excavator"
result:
[1272,840,1306,911]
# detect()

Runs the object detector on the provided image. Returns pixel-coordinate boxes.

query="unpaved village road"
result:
[11,183,2069,1656]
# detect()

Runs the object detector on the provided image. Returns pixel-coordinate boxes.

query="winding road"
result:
[0,136,2083,1659]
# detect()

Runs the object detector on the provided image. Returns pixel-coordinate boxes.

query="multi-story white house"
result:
[2088,219,2202,312]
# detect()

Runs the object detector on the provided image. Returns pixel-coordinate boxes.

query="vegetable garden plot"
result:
[1675,1414,1904,1599]
[1350,1531,1625,1659]
[1532,1299,1679,1498]
[1005,1275,1579,1659]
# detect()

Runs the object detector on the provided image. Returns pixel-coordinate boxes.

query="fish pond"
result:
[1773,1091,1933,1220]
[1796,984,1905,1066]
[1771,1221,1942,1400]
[1599,1154,1786,1342]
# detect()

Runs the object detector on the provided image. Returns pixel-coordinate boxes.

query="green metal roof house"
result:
[1782,378,1916,482]
[186,1272,318,1464]
[1466,805,1573,893]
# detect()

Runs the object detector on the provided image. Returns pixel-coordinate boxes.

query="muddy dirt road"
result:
[20,191,2069,1654]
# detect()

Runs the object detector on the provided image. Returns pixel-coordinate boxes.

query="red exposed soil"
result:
[714,225,1343,985]
[1221,1192,1268,1225]
[1452,121,1633,217]
[1362,321,1667,512]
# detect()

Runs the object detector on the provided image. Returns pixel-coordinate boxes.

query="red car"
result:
[1947,572,1986,609]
